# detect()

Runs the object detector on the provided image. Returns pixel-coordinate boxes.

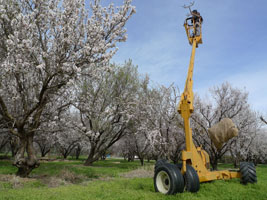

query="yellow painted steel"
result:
[178,13,241,182]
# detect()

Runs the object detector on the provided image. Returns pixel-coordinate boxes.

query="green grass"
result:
[0,158,144,178]
[0,159,266,200]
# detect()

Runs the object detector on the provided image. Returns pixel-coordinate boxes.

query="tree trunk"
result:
[10,137,19,157]
[127,154,134,162]
[0,137,9,152]
[11,148,16,157]
[101,155,106,160]
[101,150,107,160]
[41,148,50,157]
[84,147,98,166]
[75,146,81,160]
[210,157,218,170]
[233,158,239,168]
[139,157,144,166]
[63,153,68,159]
[13,135,39,177]
[37,143,50,158]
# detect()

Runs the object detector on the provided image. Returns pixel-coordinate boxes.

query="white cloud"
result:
[195,66,267,112]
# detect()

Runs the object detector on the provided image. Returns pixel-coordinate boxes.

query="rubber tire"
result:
[176,163,200,192]
[154,159,168,172]
[154,163,184,195]
[240,162,257,184]
[184,165,200,192]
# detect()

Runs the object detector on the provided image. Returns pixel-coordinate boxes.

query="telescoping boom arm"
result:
[178,12,202,152]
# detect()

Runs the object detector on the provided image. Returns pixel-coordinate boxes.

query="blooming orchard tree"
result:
[229,110,262,167]
[115,76,151,165]
[54,129,82,159]
[36,94,86,159]
[70,139,89,160]
[34,131,55,157]
[34,88,73,157]
[147,86,184,163]
[72,61,140,165]
[191,82,260,169]
[128,83,184,164]
[116,135,136,161]
[245,130,267,165]
[0,0,135,176]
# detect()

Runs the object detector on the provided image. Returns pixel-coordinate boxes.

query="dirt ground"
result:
[119,166,154,178]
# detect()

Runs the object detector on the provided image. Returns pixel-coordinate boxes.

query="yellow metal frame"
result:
[178,16,240,182]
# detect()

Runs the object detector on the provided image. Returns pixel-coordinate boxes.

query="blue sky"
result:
[107,0,267,113]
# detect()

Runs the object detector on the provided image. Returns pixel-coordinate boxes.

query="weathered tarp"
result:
[208,118,238,150]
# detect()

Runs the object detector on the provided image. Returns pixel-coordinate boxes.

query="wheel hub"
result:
[156,171,171,194]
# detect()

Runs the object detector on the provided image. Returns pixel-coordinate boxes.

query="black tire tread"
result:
[154,163,184,195]
[240,162,257,184]
[154,159,168,172]
[184,165,200,193]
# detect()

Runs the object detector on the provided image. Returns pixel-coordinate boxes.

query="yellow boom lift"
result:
[153,7,257,195]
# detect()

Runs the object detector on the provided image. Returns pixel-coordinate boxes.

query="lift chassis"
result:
[154,9,257,195]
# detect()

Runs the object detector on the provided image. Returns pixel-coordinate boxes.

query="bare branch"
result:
[260,116,267,125]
